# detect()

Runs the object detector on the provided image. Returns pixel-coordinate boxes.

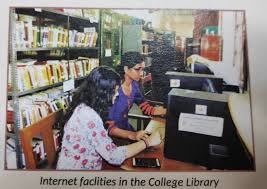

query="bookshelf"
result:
[142,25,155,56]
[100,10,122,68]
[8,8,101,169]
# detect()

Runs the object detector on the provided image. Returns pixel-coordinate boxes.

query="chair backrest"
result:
[20,110,63,169]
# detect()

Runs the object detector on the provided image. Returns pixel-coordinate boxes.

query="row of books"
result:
[11,58,99,92]
[15,87,71,128]
[69,57,99,79]
[15,20,98,49]
[16,59,68,92]
[69,29,98,48]
[16,21,69,49]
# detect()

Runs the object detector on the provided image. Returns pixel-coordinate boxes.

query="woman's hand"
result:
[153,106,167,116]
[147,131,161,147]
[135,130,149,141]
[124,131,161,159]
[128,130,149,141]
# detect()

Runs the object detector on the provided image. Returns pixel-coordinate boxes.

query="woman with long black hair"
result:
[55,66,161,170]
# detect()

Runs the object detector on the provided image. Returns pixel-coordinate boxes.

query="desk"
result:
[103,118,206,171]
[121,143,206,171]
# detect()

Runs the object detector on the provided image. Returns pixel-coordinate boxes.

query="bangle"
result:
[108,125,116,136]
[141,138,149,148]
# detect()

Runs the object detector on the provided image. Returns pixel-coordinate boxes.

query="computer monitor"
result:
[163,88,254,170]
[151,71,223,104]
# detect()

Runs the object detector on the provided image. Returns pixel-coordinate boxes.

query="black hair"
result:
[116,51,144,78]
[54,66,121,167]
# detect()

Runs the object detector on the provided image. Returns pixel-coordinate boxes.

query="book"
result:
[16,87,70,128]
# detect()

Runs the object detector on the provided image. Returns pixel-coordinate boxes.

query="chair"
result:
[20,110,63,169]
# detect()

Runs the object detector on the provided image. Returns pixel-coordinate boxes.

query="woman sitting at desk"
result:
[107,52,166,140]
[55,66,161,170]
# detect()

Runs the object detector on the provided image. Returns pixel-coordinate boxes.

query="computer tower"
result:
[164,88,254,170]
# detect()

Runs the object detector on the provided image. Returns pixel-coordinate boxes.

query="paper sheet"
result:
[178,113,224,137]
[145,120,165,138]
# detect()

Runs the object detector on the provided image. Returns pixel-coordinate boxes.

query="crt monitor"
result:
[163,88,254,170]
[151,71,223,104]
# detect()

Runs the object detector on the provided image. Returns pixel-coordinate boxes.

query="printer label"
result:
[178,113,224,137]
[195,104,207,115]
[170,79,180,88]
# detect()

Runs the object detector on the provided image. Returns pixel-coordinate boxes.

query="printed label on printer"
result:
[170,79,180,87]
[178,113,224,137]
[195,104,207,115]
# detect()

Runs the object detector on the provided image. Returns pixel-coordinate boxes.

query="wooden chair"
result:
[20,110,63,169]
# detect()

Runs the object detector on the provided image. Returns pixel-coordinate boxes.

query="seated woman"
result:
[55,66,161,170]
[107,52,166,140]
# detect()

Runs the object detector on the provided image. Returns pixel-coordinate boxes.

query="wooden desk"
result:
[103,118,206,171]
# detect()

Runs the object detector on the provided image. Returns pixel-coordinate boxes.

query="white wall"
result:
[220,11,244,86]
[113,9,152,22]
[151,10,194,37]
